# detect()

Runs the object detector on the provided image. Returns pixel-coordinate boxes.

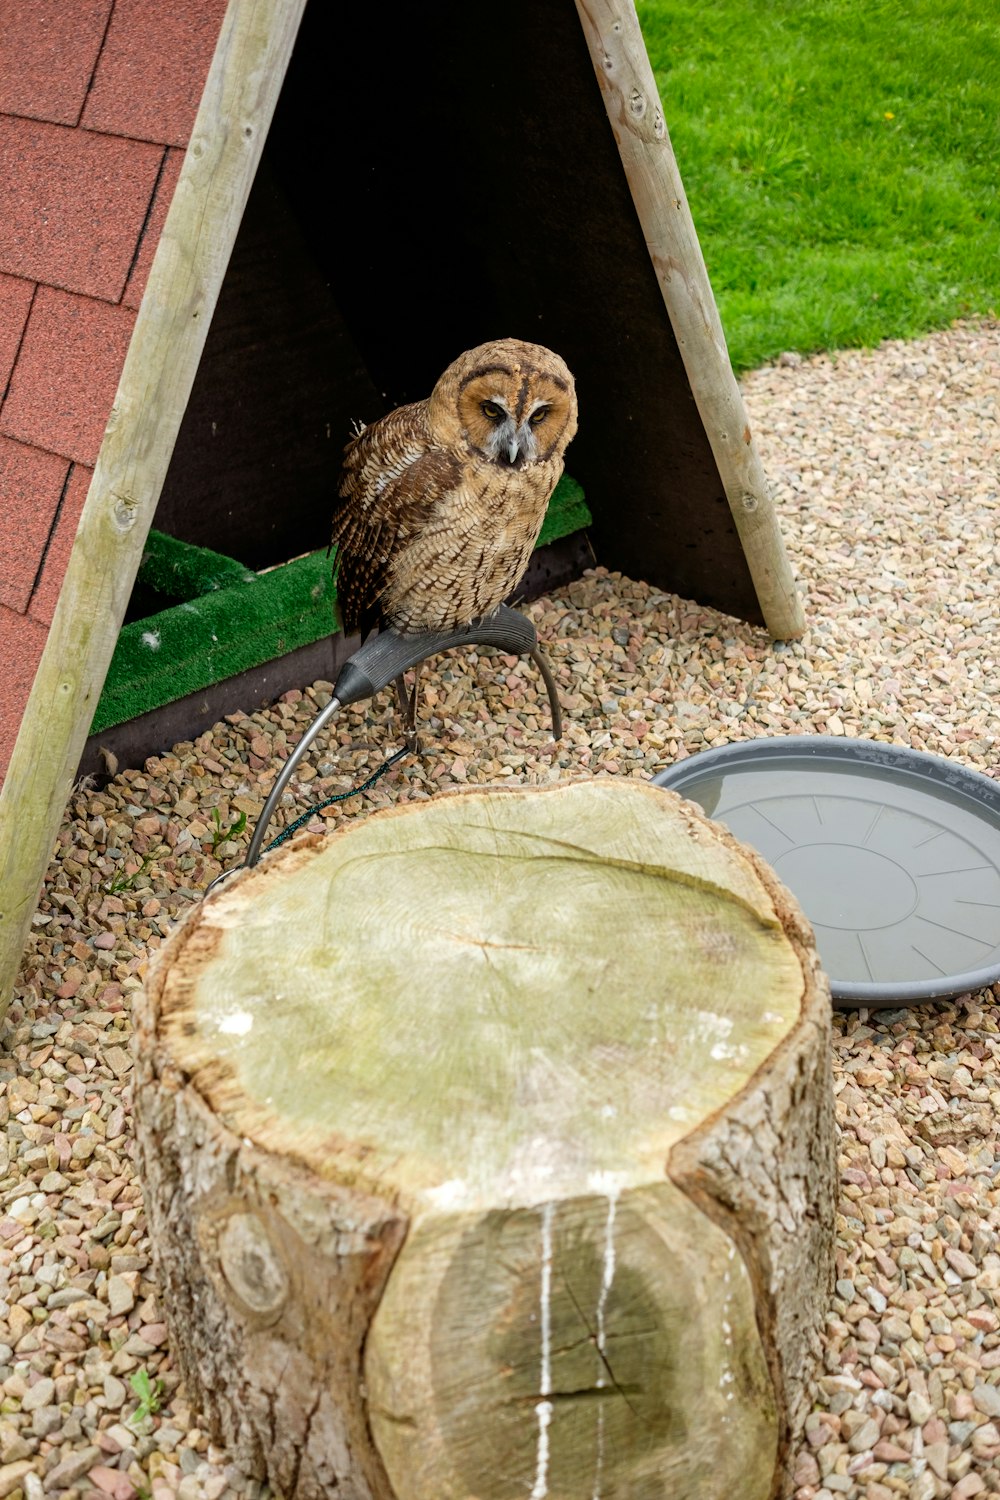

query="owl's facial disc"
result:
[479,398,552,467]
[448,358,576,468]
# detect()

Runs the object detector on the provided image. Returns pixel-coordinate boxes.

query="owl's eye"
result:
[481,401,503,421]
[529,407,549,425]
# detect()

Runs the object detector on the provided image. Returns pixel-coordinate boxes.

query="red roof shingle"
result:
[0,0,113,127]
[0,272,34,394]
[82,0,230,147]
[0,116,162,300]
[0,0,229,786]
[123,147,184,310]
[28,461,93,627]
[0,436,70,612]
[1,287,136,463]
[0,605,49,781]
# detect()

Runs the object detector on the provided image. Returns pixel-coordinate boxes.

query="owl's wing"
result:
[331,402,463,636]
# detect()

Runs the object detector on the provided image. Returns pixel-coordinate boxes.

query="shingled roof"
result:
[0,0,228,780]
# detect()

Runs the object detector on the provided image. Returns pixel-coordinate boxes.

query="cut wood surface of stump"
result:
[133,779,835,1500]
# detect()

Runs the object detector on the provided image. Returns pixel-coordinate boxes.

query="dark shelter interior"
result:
[151,0,762,625]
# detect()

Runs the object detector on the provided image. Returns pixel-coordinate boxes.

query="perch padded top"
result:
[150,778,810,1213]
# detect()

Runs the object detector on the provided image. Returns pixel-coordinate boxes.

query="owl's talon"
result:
[394,664,422,739]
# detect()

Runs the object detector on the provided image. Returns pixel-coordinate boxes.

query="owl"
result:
[330,338,578,639]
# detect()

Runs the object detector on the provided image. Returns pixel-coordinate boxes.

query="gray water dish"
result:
[652,736,1000,1008]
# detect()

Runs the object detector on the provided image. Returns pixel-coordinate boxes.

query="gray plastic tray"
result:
[652,736,1000,1008]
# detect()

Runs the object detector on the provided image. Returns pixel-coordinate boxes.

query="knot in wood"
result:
[218,1212,289,1320]
[112,494,138,531]
[629,87,646,119]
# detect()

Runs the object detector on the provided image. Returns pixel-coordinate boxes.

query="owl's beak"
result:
[507,438,520,464]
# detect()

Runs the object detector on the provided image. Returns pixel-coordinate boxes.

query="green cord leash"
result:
[203,605,561,900]
[262,744,411,854]
[204,744,411,898]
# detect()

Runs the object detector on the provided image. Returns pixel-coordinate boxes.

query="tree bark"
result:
[134,779,834,1499]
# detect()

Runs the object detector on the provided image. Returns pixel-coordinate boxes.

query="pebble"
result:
[907,1390,934,1426]
[104,1374,128,1409]
[952,1477,986,1500]
[973,1385,1000,1418]
[0,1462,33,1499]
[21,1378,53,1411]
[846,1416,879,1453]
[3,319,998,1499]
[107,1276,136,1316]
[45,1445,103,1488]
[945,1247,980,1280]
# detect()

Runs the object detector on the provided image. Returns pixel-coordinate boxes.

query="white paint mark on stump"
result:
[591,1181,620,1500]
[218,1010,254,1036]
[530,1201,555,1500]
[425,1178,468,1209]
[710,1039,749,1062]
[594,1185,618,1378]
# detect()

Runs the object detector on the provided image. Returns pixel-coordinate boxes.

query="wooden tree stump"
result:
[134,779,834,1500]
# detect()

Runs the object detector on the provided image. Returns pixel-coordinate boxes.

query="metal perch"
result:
[237,606,561,872]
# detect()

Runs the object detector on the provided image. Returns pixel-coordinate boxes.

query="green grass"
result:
[637,0,1000,370]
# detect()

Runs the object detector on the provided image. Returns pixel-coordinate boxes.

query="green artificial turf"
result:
[638,0,1000,371]
[136,530,256,600]
[92,475,590,734]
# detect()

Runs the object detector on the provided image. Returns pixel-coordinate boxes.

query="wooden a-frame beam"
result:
[575,0,805,640]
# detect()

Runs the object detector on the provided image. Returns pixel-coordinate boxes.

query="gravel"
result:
[4,318,999,1497]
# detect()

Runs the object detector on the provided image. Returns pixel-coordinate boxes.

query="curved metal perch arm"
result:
[233,607,561,874]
